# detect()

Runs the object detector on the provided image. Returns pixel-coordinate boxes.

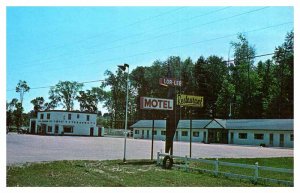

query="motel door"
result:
[230,132,234,144]
[90,127,94,136]
[147,130,149,139]
[280,134,284,147]
[30,120,36,134]
[269,134,274,146]
[55,125,59,134]
[142,130,144,139]
[98,127,102,136]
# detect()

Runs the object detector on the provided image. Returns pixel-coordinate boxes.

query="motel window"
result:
[193,132,199,137]
[47,113,50,120]
[254,134,264,140]
[48,126,52,132]
[161,131,166,135]
[238,133,248,139]
[40,114,44,120]
[153,130,157,135]
[77,114,80,119]
[68,114,72,120]
[87,115,90,121]
[290,134,294,141]
[135,130,139,134]
[182,131,188,136]
[63,126,73,133]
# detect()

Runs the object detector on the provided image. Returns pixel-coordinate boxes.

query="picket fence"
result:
[157,153,293,186]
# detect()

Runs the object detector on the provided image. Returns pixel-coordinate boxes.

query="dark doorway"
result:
[40,124,47,135]
[98,127,102,136]
[176,131,178,141]
[208,129,228,144]
[90,127,94,136]
[230,132,234,144]
[203,131,207,143]
[280,134,284,147]
[269,133,274,146]
[30,120,36,134]
[55,125,59,135]
[147,130,149,139]
[142,130,144,139]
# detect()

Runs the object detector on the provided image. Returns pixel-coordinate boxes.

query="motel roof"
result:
[37,110,98,114]
[130,120,166,128]
[131,119,293,131]
[225,119,293,131]
[177,120,211,129]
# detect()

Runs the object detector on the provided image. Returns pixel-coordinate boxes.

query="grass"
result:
[7,157,293,187]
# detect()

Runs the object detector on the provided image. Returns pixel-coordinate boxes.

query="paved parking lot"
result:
[6,133,293,165]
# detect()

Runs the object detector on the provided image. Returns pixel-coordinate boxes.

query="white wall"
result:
[133,128,166,140]
[133,128,207,143]
[228,129,293,148]
[35,111,98,136]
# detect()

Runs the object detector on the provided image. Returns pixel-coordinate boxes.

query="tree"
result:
[13,102,23,131]
[6,99,18,132]
[30,97,45,117]
[49,81,83,111]
[16,80,30,106]
[76,87,105,112]
[216,76,235,118]
[15,80,30,128]
[271,31,294,118]
[230,33,256,118]
[194,56,209,118]
[102,69,131,128]
[203,55,227,117]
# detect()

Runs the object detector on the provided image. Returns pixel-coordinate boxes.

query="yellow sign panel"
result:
[176,94,204,107]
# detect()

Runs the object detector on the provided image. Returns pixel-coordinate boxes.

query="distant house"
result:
[130,119,293,148]
[29,110,103,136]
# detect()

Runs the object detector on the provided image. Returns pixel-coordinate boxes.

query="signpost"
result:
[177,94,204,157]
[140,97,173,160]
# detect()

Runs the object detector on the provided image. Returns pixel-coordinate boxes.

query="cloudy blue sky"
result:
[6,6,293,113]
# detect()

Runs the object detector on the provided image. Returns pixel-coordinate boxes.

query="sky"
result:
[6,6,294,113]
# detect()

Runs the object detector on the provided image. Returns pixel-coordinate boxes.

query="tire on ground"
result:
[162,155,173,169]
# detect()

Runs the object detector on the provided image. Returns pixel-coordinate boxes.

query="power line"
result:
[13,7,187,64]
[16,7,231,69]
[226,52,276,63]
[7,50,291,93]
[19,21,293,75]
[17,6,266,70]
[7,79,105,92]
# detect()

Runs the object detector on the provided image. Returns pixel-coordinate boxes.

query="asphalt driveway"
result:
[6,133,293,165]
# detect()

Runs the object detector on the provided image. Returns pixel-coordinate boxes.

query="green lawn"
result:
[7,157,293,187]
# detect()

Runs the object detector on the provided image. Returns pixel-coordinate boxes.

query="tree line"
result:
[6,31,293,130]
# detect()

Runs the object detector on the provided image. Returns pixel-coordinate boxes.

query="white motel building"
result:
[131,119,293,148]
[29,110,103,136]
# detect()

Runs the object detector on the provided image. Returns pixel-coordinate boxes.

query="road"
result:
[7,133,293,165]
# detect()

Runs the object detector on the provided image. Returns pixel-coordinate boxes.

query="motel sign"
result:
[159,78,182,87]
[140,97,174,110]
[176,94,204,108]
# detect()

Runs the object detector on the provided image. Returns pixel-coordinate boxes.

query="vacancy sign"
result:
[177,94,204,108]
[140,97,173,110]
